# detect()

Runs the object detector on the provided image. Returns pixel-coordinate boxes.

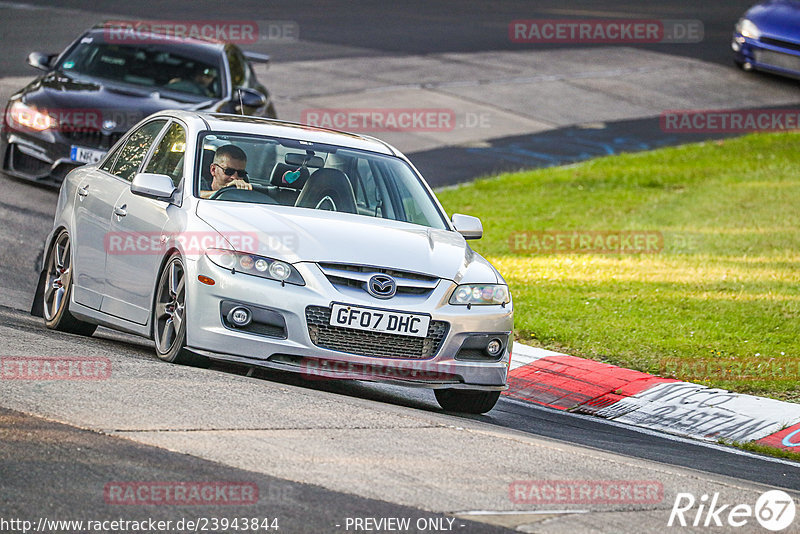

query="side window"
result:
[144,122,186,187]
[99,142,124,173]
[110,120,167,182]
[226,45,247,88]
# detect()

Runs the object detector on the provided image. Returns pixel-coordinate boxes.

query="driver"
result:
[200,144,252,199]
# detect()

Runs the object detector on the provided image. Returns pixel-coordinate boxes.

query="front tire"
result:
[42,230,97,336]
[153,254,208,367]
[434,389,501,414]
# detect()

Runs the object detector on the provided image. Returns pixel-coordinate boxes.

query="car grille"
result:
[318,262,439,297]
[62,130,124,150]
[754,48,800,72]
[305,305,449,360]
[760,36,800,53]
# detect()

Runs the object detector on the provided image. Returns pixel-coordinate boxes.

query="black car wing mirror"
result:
[27,52,55,71]
[235,88,267,111]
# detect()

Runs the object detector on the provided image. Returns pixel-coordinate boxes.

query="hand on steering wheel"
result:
[208,185,238,200]
[209,180,252,200]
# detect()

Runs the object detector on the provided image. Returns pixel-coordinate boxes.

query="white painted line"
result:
[454,510,589,515]
[510,343,565,370]
[502,396,800,471]
[603,381,800,443]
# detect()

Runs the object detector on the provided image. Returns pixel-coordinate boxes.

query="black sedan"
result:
[1,24,276,186]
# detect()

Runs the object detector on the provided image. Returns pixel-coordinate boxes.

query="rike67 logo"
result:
[668,490,796,531]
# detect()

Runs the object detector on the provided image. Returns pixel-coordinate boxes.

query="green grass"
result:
[721,440,800,463]
[436,133,800,402]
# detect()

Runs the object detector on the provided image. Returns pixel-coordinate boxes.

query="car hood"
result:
[196,202,500,283]
[745,0,800,40]
[15,71,211,131]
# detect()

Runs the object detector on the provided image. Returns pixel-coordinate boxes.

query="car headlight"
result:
[449,284,510,306]
[735,18,760,40]
[6,101,56,131]
[205,249,305,286]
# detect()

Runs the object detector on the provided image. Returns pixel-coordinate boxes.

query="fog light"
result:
[227,306,252,327]
[486,338,503,357]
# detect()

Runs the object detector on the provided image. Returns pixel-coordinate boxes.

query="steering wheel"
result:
[209,185,278,204]
[209,185,237,200]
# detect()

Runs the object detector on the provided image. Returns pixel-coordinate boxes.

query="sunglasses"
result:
[214,163,248,178]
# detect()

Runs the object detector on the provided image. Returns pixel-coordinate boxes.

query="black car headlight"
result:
[6,101,56,132]
[206,248,305,286]
[449,284,510,306]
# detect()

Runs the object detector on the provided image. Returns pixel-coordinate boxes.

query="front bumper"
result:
[184,256,513,390]
[732,32,800,79]
[1,125,123,185]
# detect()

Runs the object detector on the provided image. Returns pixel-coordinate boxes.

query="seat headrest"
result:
[270,163,310,190]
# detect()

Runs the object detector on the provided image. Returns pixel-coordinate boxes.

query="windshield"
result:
[57,41,222,98]
[197,133,449,230]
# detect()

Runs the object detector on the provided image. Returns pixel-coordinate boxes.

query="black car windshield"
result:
[57,41,222,98]
[197,133,449,230]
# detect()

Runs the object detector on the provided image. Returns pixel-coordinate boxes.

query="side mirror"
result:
[131,173,176,201]
[243,51,271,66]
[451,213,483,240]
[27,52,55,71]
[235,88,267,110]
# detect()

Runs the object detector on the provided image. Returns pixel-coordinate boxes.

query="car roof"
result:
[166,111,399,156]
[83,26,225,64]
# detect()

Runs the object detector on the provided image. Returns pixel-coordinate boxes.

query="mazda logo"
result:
[366,274,397,299]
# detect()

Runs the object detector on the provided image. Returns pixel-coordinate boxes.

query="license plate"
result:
[70,146,106,164]
[329,304,430,338]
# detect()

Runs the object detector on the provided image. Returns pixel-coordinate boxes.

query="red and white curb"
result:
[506,344,800,453]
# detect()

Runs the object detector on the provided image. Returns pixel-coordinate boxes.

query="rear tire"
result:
[42,230,97,336]
[153,254,208,367]
[434,389,501,414]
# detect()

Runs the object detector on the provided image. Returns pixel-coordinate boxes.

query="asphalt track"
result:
[1,1,800,532]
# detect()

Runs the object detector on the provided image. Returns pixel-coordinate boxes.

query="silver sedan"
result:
[33,111,513,414]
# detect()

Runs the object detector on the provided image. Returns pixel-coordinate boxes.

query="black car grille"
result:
[61,130,124,150]
[760,36,800,53]
[305,306,449,360]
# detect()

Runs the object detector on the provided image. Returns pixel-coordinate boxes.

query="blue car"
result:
[733,0,800,78]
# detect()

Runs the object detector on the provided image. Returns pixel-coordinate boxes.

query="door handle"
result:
[113,205,127,217]
[78,185,89,197]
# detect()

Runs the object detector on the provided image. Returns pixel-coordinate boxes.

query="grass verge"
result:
[721,440,800,463]
[436,133,799,402]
